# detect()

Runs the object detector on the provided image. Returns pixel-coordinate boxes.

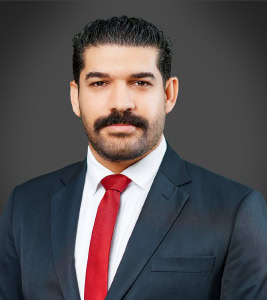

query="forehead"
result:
[82,45,160,77]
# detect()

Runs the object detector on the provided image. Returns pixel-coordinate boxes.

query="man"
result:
[0,15,266,300]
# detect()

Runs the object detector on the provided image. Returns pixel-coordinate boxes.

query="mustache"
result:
[94,110,149,132]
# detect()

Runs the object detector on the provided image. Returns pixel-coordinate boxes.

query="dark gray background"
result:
[1,1,266,212]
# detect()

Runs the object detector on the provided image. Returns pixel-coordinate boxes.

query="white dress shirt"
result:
[74,135,167,300]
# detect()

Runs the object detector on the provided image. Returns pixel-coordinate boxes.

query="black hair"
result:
[72,15,173,87]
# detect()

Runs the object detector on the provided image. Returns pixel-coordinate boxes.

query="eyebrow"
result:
[85,71,156,81]
[85,72,111,80]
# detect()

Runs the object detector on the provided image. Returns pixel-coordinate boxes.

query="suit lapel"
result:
[50,158,87,300]
[106,143,192,300]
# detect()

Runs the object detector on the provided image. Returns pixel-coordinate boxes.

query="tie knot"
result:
[101,174,131,193]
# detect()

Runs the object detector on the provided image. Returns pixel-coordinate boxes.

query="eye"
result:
[133,81,151,87]
[90,81,108,87]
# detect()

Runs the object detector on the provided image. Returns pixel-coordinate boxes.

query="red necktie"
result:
[84,174,131,300]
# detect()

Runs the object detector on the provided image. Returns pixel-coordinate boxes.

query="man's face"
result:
[71,45,169,162]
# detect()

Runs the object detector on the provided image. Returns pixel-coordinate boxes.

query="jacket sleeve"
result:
[220,190,267,300]
[0,188,24,299]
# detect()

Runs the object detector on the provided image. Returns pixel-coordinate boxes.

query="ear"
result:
[70,80,81,117]
[164,77,179,114]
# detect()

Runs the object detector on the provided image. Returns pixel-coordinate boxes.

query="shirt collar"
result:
[86,135,167,194]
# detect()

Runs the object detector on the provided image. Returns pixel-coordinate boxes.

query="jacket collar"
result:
[59,141,191,188]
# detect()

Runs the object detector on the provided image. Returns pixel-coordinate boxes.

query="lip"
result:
[110,124,132,126]
[105,124,136,132]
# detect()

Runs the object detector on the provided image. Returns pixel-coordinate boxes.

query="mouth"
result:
[105,124,137,133]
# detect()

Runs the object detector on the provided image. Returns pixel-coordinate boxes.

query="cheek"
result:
[79,94,107,122]
[136,94,165,120]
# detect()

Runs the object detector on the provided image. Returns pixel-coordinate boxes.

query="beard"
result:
[80,108,166,162]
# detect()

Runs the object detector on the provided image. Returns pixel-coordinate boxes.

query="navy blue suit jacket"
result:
[1,142,267,299]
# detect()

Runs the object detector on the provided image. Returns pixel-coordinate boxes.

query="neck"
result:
[89,135,163,174]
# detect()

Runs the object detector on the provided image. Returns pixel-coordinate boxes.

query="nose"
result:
[107,81,135,112]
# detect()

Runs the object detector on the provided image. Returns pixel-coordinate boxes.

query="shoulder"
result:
[13,159,85,199]
[175,158,266,240]
[163,142,257,201]
[1,159,85,222]
[183,159,265,208]
[185,159,253,194]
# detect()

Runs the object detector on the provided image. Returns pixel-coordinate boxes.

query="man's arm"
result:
[0,188,24,299]
[220,190,267,299]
